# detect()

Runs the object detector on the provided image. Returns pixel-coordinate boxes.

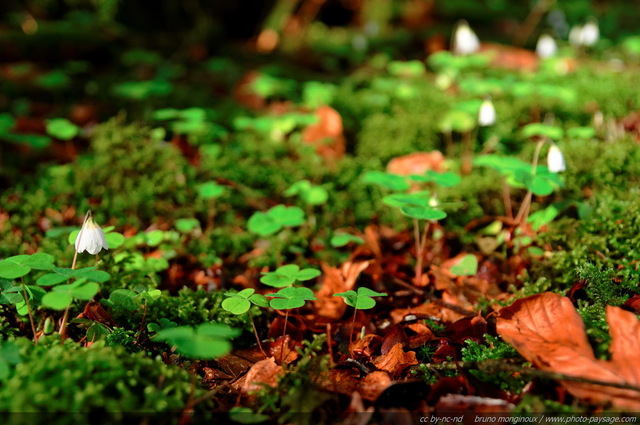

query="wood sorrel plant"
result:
[334,287,387,352]
[222,288,269,357]
[266,286,317,363]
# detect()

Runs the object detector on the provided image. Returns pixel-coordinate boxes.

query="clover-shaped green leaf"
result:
[382,191,430,208]
[449,254,478,276]
[400,206,447,221]
[260,264,321,288]
[248,205,306,237]
[147,318,178,333]
[521,123,564,140]
[222,288,269,315]
[196,181,226,200]
[334,287,387,310]
[330,233,364,248]
[362,171,410,191]
[409,170,461,188]
[155,323,240,359]
[284,180,329,206]
[37,267,110,286]
[266,287,317,310]
[46,118,80,140]
[0,253,55,279]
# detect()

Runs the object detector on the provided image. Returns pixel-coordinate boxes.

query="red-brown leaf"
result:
[497,292,640,409]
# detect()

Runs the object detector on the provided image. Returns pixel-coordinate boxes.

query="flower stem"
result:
[515,139,546,225]
[349,307,357,356]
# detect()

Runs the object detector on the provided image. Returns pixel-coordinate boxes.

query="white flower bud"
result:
[547,144,566,173]
[536,34,557,58]
[452,20,480,56]
[581,17,599,47]
[569,25,583,47]
[478,98,496,127]
[75,216,108,255]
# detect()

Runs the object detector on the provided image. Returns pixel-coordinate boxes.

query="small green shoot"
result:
[334,287,387,351]
[46,118,80,140]
[284,180,329,206]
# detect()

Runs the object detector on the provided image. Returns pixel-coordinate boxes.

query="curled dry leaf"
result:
[360,371,392,401]
[497,292,640,409]
[373,343,418,376]
[242,357,283,394]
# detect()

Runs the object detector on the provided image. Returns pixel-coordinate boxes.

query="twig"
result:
[392,277,477,317]
[424,359,640,393]
[513,0,556,47]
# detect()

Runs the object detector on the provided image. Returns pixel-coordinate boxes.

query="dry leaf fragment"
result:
[497,292,640,409]
[360,371,392,401]
[242,357,283,394]
[373,343,418,376]
[386,151,444,176]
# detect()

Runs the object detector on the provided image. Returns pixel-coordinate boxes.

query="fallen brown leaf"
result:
[360,371,392,401]
[386,151,444,176]
[314,261,369,320]
[302,105,345,161]
[373,343,418,376]
[242,357,283,394]
[497,292,640,409]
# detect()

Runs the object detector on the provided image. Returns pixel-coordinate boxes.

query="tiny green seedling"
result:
[155,323,240,360]
[46,118,80,141]
[334,287,387,350]
[222,288,269,356]
[260,264,321,288]
[196,181,226,230]
[266,287,317,363]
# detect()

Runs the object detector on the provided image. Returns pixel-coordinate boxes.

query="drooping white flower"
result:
[75,215,108,255]
[452,20,480,56]
[547,144,566,173]
[478,98,496,126]
[536,34,558,58]
[581,17,599,47]
[569,25,583,47]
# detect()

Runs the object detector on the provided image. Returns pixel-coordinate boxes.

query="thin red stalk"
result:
[248,310,267,358]
[280,310,290,364]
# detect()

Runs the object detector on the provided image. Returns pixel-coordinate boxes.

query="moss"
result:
[461,335,525,393]
[0,336,207,417]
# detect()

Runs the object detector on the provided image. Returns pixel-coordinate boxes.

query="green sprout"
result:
[196,181,227,230]
[260,264,321,288]
[334,287,387,351]
[266,287,317,363]
[222,288,269,356]
[46,118,80,141]
[154,323,240,360]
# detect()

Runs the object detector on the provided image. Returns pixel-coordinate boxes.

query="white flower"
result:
[478,98,496,126]
[452,20,479,56]
[536,34,557,58]
[569,25,583,47]
[547,144,566,173]
[75,216,108,255]
[581,17,599,47]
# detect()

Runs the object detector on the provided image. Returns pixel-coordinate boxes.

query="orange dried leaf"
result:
[373,343,418,376]
[242,357,283,394]
[386,151,445,176]
[360,371,392,401]
[497,292,640,409]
